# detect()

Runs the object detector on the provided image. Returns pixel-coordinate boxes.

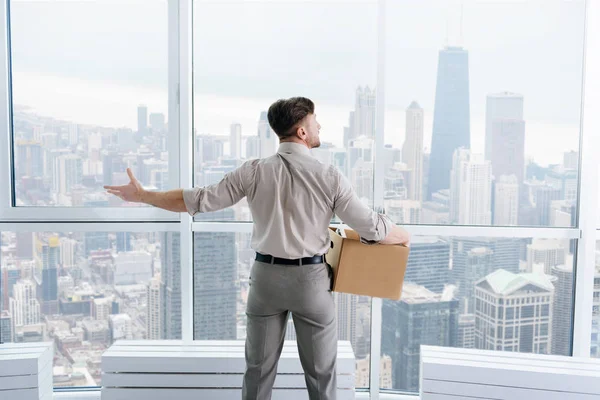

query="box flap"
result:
[343,229,361,241]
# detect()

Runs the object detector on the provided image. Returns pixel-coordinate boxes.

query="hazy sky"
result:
[8,0,586,162]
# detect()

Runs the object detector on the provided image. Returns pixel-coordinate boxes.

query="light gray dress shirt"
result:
[183,142,393,258]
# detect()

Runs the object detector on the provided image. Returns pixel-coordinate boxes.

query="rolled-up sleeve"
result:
[332,171,394,244]
[183,163,251,216]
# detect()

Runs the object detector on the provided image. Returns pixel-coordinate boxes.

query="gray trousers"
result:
[242,261,337,400]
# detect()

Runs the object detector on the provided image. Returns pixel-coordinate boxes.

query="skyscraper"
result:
[59,237,77,269]
[485,93,525,184]
[493,175,519,226]
[55,154,83,195]
[149,113,166,132]
[0,310,13,343]
[193,230,237,340]
[348,136,375,205]
[452,237,522,280]
[15,140,43,179]
[351,86,376,140]
[450,149,492,225]
[551,263,574,356]
[563,151,579,170]
[402,102,424,201]
[160,232,181,340]
[384,145,402,175]
[34,235,59,315]
[526,239,566,274]
[137,105,148,135]
[457,314,475,349]
[455,247,494,314]
[102,149,126,186]
[10,280,41,327]
[84,232,110,257]
[147,276,162,340]
[245,136,260,159]
[428,46,470,199]
[385,200,421,224]
[534,185,562,226]
[230,123,242,159]
[404,237,450,293]
[475,270,554,354]
[258,111,277,159]
[116,232,132,253]
[545,166,578,203]
[382,284,458,392]
[351,159,374,206]
[334,293,358,353]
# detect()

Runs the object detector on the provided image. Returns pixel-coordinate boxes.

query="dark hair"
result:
[267,97,314,139]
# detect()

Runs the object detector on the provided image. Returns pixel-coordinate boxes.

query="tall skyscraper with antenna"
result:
[428,46,471,199]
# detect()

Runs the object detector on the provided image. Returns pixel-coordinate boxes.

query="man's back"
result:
[245,142,338,258]
[183,141,393,259]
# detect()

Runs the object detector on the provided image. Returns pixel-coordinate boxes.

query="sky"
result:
[8,0,587,165]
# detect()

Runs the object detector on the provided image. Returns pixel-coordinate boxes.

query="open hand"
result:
[104,168,145,203]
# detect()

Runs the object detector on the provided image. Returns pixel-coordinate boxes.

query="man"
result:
[105,97,410,400]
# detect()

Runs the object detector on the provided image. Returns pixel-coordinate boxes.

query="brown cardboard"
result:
[326,227,409,300]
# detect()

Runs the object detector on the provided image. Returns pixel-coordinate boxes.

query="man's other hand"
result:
[104,168,145,203]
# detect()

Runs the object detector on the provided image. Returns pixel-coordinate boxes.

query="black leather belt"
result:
[255,253,325,266]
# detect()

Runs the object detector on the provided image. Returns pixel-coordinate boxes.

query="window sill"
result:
[53,390,418,400]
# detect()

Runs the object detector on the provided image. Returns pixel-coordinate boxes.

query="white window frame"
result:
[0,0,180,222]
[1,0,599,397]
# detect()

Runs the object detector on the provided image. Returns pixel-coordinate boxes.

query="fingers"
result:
[103,185,125,190]
[106,189,122,196]
[127,168,138,183]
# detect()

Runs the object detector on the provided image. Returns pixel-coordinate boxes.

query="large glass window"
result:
[383,0,585,227]
[10,0,172,207]
[0,0,595,396]
[192,0,377,221]
[0,230,181,386]
[193,232,372,388]
[381,235,576,393]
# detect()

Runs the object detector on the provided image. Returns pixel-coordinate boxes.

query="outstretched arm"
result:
[104,168,187,213]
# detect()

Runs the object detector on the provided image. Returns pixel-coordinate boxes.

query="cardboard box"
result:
[326,228,409,300]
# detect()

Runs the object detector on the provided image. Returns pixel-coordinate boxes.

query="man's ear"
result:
[296,126,305,139]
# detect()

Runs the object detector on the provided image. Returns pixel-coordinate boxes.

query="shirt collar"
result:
[277,142,312,156]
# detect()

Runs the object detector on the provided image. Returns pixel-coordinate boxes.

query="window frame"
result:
[0,0,181,222]
[0,0,599,396]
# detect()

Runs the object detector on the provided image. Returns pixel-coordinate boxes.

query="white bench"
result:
[0,342,54,400]
[101,340,355,400]
[420,345,600,400]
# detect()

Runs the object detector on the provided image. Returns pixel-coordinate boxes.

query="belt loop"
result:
[270,256,275,265]
[299,258,303,266]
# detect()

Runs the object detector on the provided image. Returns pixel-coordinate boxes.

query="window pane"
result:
[193,232,371,388]
[383,0,585,227]
[192,1,377,221]
[381,235,575,393]
[10,1,171,207]
[0,231,181,387]
[592,238,600,358]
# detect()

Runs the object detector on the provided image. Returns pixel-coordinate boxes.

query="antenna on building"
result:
[445,9,449,47]
[459,2,464,47]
